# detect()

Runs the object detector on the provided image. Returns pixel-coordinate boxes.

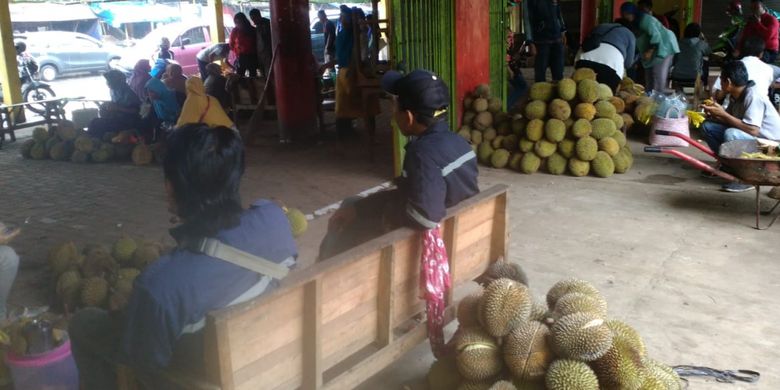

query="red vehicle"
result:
[115,22,232,76]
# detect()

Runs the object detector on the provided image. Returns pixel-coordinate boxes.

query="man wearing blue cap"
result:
[319,70,480,259]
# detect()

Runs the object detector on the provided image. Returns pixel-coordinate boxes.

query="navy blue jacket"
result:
[524,0,567,44]
[119,200,298,370]
[356,120,479,229]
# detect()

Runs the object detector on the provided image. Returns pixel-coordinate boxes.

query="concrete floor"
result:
[359,143,779,390]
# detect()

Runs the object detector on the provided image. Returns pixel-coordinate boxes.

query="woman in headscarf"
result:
[145,78,181,126]
[176,77,233,128]
[87,70,141,138]
[620,2,680,93]
[128,59,151,100]
[162,63,187,106]
[150,58,168,79]
[229,12,258,77]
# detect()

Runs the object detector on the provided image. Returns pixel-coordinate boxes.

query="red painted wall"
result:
[581,0,598,43]
[455,0,491,125]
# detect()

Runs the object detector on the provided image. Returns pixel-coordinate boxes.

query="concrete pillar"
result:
[454,0,491,127]
[0,1,22,106]
[692,0,702,24]
[208,0,225,44]
[581,0,598,44]
[270,0,317,141]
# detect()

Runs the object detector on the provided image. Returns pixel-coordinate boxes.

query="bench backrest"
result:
[203,184,509,390]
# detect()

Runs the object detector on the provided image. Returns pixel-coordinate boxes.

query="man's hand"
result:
[327,205,357,232]
[643,49,655,61]
[701,100,727,120]
[527,43,537,57]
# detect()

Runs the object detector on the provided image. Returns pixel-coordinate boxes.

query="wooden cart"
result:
[121,184,509,390]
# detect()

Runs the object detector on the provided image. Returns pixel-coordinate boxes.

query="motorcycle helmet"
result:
[14,41,26,55]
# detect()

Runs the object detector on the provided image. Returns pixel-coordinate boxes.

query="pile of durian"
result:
[459,68,637,178]
[48,237,164,313]
[428,260,681,390]
[20,121,160,166]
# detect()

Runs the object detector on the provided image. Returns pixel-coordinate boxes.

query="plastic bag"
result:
[653,91,688,119]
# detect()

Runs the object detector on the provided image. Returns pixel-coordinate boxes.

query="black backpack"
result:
[582,25,620,52]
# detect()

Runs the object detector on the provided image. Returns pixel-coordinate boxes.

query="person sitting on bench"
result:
[87,70,141,139]
[319,70,479,260]
[701,60,780,193]
[69,124,298,390]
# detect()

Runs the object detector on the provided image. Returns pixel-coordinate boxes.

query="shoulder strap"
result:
[196,238,290,280]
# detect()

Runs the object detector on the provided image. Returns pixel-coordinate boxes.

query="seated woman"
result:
[128,60,151,101]
[319,70,479,260]
[162,63,187,106]
[204,63,230,110]
[69,124,298,389]
[145,78,181,128]
[87,70,141,138]
[671,23,711,85]
[176,77,234,129]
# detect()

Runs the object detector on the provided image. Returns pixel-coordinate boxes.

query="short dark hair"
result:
[684,23,702,39]
[318,10,326,16]
[638,0,653,8]
[742,35,766,57]
[248,8,261,18]
[163,124,245,238]
[722,60,750,87]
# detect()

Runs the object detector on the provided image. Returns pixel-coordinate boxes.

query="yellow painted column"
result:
[208,0,226,43]
[0,0,22,105]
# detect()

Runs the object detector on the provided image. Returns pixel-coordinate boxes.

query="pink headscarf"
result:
[128,59,152,100]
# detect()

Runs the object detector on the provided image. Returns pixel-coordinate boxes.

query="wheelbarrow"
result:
[645,130,780,230]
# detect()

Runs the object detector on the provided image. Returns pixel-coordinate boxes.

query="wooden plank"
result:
[302,279,323,390]
[377,245,395,347]
[443,215,460,306]
[204,316,235,390]
[232,338,302,388]
[489,191,509,261]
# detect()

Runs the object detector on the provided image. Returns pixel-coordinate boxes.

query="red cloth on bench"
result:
[420,226,450,358]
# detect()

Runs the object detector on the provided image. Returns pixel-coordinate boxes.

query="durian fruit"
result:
[453,327,504,381]
[45,136,60,154]
[575,137,598,161]
[91,144,115,163]
[488,97,502,113]
[132,144,153,165]
[464,111,478,126]
[479,258,529,286]
[21,139,36,158]
[609,96,626,113]
[595,100,617,119]
[572,68,597,82]
[534,140,557,159]
[458,292,484,327]
[613,131,627,148]
[57,121,78,140]
[459,381,493,390]
[545,359,600,390]
[550,312,613,361]
[640,359,681,390]
[545,119,566,142]
[552,292,608,320]
[557,78,577,101]
[488,380,517,390]
[571,119,592,138]
[592,118,618,140]
[113,237,138,265]
[81,277,109,307]
[428,356,463,390]
[502,134,519,152]
[56,270,82,309]
[472,130,484,145]
[30,142,47,160]
[568,158,590,177]
[520,153,541,174]
[117,268,142,284]
[509,153,524,171]
[491,149,511,169]
[475,112,494,131]
[475,84,491,98]
[546,153,567,175]
[622,113,636,131]
[74,136,95,153]
[519,138,535,153]
[597,83,614,100]
[133,242,161,269]
[530,82,554,102]
[50,141,74,161]
[48,242,79,276]
[577,80,599,103]
[71,150,90,163]
[591,320,647,390]
[548,99,571,121]
[286,208,308,237]
[479,278,532,337]
[592,151,616,178]
[491,135,506,150]
[546,278,602,308]
[558,139,575,159]
[496,121,511,136]
[599,137,620,157]
[503,321,554,381]
[32,127,49,142]
[511,118,526,135]
[524,101,547,120]
[82,251,119,279]
[613,147,632,174]
[479,143,495,165]
[525,119,544,141]
[473,98,489,112]
[574,103,597,121]
[529,300,549,322]
[459,128,473,141]
[611,113,626,130]
[483,128,497,143]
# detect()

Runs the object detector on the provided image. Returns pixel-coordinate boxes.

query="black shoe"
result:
[721,183,755,193]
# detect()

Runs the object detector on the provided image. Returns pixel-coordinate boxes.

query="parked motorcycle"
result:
[0,42,56,115]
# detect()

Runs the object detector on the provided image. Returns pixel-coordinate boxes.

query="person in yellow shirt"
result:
[176,77,234,129]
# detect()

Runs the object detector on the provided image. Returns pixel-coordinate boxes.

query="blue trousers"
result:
[534,42,564,82]
[700,120,756,154]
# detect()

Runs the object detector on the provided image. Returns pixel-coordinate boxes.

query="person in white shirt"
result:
[712,36,776,102]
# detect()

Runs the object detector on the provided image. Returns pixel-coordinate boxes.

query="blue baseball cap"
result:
[382,70,450,118]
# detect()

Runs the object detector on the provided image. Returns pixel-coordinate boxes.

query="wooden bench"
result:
[120,184,509,390]
[0,98,70,147]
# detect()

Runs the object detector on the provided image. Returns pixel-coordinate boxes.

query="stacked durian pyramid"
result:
[48,237,164,312]
[428,260,681,390]
[20,121,160,166]
[459,68,636,178]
